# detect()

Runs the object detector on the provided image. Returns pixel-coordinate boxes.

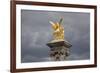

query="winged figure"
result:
[49,18,64,40]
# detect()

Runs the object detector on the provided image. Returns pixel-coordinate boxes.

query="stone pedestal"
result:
[47,40,72,61]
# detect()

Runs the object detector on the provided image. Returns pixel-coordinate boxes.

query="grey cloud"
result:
[67,52,90,60]
[22,55,51,62]
[21,10,90,63]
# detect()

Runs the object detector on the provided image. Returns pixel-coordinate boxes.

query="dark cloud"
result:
[21,10,90,63]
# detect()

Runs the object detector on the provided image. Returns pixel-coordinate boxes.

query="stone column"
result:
[47,40,72,61]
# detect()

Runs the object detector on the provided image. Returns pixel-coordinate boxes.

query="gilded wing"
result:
[49,21,57,30]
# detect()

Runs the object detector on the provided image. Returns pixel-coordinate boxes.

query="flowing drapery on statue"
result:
[49,18,64,40]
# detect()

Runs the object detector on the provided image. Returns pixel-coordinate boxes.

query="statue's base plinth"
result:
[47,40,72,61]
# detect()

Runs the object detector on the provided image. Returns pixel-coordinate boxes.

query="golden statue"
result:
[50,18,64,40]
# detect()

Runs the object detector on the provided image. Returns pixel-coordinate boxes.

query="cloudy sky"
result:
[21,9,90,63]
